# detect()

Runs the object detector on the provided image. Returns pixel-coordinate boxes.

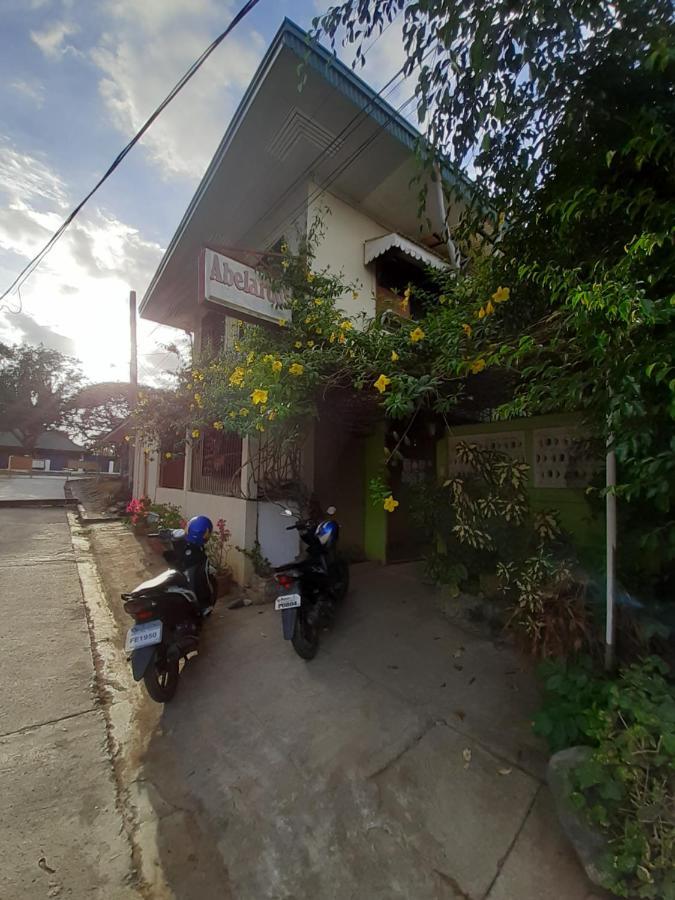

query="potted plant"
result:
[206,518,234,597]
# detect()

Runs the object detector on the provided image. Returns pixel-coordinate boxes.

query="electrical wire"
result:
[0,0,263,310]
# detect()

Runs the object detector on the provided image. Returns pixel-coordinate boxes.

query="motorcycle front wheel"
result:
[143,651,179,702]
[291,610,319,660]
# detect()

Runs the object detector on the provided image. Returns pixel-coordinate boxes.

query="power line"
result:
[0,0,263,310]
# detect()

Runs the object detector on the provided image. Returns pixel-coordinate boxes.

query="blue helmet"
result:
[186,515,213,546]
[315,519,339,548]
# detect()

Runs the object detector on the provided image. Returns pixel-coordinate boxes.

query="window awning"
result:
[364,233,449,270]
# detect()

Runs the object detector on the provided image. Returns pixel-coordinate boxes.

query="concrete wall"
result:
[438,414,605,568]
[308,187,384,321]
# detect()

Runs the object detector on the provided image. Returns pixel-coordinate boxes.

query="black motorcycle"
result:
[273,507,349,659]
[121,525,217,702]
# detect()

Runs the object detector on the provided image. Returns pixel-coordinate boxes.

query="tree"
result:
[69,382,134,447]
[0,343,85,452]
[316,2,674,214]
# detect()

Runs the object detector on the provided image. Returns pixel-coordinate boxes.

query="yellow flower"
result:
[329,332,336,343]
[263,354,274,363]
[164,452,173,459]
[339,320,353,331]
[193,371,204,381]
[439,294,447,304]
[304,316,313,324]
[462,323,472,337]
[191,429,200,439]
[307,272,315,283]
[410,327,425,343]
[338,333,347,344]
[315,327,322,335]
[272,360,283,374]
[391,350,399,362]
[251,389,268,406]
[314,298,323,306]
[228,411,237,419]
[485,299,495,315]
[383,495,399,513]
[268,410,277,421]
[213,421,224,431]
[307,340,315,348]
[374,374,391,394]
[352,291,359,301]
[476,306,487,319]
[403,286,412,302]
[229,367,245,386]
[492,286,510,303]
[289,363,304,376]
[294,341,303,349]
[239,408,249,417]
[470,358,486,374]
[194,392,203,407]
[281,260,289,270]
[400,296,410,313]
[280,241,288,253]
[256,423,266,432]
[278,318,287,327]
[247,352,255,364]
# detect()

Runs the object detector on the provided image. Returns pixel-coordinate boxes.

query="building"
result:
[136,19,602,583]
[0,430,113,473]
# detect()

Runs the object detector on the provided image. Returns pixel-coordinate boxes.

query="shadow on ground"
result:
[87,521,602,900]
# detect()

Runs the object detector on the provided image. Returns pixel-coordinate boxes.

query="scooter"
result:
[273,506,349,659]
[121,519,217,702]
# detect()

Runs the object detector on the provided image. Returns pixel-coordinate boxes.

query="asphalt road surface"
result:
[0,473,67,501]
[0,507,139,899]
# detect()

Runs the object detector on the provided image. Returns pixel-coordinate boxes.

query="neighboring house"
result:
[136,19,602,584]
[0,430,115,473]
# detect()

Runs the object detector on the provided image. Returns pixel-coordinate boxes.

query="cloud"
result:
[30,20,79,58]
[0,309,76,356]
[8,79,45,108]
[90,2,265,180]
[0,137,176,382]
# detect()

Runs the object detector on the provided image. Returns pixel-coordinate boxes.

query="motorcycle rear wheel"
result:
[143,653,179,702]
[291,611,319,660]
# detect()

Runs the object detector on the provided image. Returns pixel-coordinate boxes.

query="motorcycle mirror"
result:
[326,506,336,516]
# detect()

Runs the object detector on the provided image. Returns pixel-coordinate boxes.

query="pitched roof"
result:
[0,430,84,452]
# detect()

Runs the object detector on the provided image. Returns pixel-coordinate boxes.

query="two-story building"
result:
[135,19,602,584]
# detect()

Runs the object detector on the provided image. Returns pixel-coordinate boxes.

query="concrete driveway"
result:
[0,473,67,501]
[86,520,599,900]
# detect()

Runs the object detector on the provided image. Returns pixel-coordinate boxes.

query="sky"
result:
[0,0,408,386]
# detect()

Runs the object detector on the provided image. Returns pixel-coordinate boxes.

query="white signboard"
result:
[203,248,291,324]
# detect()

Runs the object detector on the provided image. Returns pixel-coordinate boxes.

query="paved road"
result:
[0,508,139,899]
[0,473,67,501]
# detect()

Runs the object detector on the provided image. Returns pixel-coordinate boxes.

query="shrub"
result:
[536,656,675,899]
[206,518,232,575]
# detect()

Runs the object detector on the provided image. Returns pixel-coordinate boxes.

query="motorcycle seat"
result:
[127,569,189,596]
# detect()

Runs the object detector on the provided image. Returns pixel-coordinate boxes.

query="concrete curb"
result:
[0,497,79,508]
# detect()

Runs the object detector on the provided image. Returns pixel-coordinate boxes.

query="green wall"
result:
[438,414,605,567]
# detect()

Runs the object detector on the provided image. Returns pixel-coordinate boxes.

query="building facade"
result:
[135,19,601,584]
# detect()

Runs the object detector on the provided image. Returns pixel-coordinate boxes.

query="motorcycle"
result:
[121,518,217,702]
[273,506,349,659]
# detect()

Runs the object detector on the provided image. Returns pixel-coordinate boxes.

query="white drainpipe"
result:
[433,162,459,270]
[605,443,617,671]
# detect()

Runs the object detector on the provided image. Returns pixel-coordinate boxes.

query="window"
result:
[190,428,243,496]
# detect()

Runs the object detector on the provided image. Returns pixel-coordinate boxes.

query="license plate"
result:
[125,619,163,652]
[275,593,301,611]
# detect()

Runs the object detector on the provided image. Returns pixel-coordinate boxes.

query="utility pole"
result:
[129,289,138,398]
